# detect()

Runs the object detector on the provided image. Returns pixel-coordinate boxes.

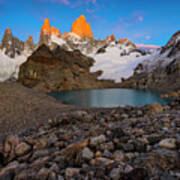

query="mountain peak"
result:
[118,38,136,48]
[71,15,93,38]
[6,27,12,34]
[39,18,61,45]
[28,35,33,41]
[41,18,51,36]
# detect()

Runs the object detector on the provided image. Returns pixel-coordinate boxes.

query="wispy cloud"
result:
[51,0,70,5]
[118,11,144,28]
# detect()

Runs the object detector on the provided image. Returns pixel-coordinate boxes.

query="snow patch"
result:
[0,51,27,81]
[51,35,66,46]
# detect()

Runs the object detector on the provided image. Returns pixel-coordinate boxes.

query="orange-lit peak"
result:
[28,36,33,40]
[40,18,61,38]
[71,15,93,38]
[41,18,51,36]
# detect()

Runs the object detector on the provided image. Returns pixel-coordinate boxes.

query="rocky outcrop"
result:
[118,38,136,48]
[39,18,62,46]
[18,45,116,92]
[0,28,24,58]
[106,34,116,42]
[71,15,93,39]
[24,36,35,54]
[161,31,180,55]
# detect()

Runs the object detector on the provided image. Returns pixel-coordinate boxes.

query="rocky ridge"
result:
[0,100,179,179]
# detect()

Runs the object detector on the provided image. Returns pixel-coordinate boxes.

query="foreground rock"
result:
[18,45,117,92]
[0,99,179,179]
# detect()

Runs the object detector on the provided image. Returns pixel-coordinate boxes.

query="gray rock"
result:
[15,142,31,156]
[109,168,121,180]
[159,138,176,150]
[90,135,106,146]
[82,147,94,160]
[65,168,80,178]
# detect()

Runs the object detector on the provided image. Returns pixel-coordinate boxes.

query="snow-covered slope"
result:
[89,43,156,82]
[0,51,27,81]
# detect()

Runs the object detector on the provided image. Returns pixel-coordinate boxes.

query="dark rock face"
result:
[161,31,180,55]
[0,28,24,58]
[18,44,116,92]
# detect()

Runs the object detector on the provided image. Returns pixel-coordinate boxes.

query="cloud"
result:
[46,0,70,5]
[145,35,151,40]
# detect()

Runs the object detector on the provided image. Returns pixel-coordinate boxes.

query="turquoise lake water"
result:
[49,89,173,107]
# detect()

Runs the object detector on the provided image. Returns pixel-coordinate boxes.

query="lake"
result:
[49,88,173,107]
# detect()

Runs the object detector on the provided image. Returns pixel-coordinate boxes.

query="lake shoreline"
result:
[0,82,180,179]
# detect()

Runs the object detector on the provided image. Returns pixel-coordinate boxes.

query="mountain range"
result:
[0,14,179,92]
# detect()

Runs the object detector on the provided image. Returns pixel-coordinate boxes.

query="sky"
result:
[0,0,180,46]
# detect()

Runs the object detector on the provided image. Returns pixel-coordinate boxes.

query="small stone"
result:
[0,161,19,177]
[121,114,129,119]
[148,103,164,114]
[3,135,20,162]
[65,168,80,178]
[95,151,102,158]
[106,130,112,136]
[15,142,31,156]
[124,164,134,173]
[100,142,114,151]
[137,110,143,116]
[90,135,106,146]
[95,157,114,167]
[82,147,94,160]
[159,138,176,150]
[121,168,148,180]
[33,138,48,150]
[103,149,112,158]
[58,175,64,180]
[123,143,135,152]
[109,168,121,180]
[37,168,49,179]
[113,150,125,162]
